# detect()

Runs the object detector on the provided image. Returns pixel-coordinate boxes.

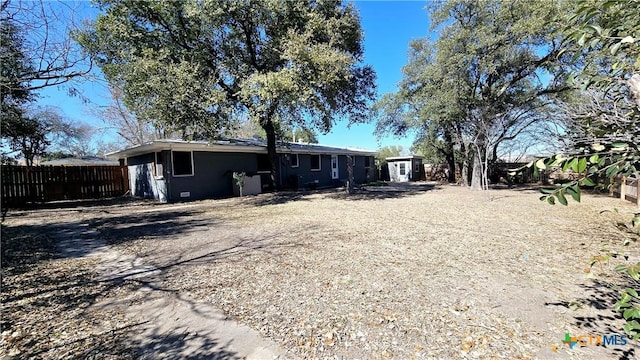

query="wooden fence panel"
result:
[1,165,130,207]
[611,176,639,206]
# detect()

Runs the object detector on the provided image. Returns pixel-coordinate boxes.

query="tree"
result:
[375,145,403,167]
[1,0,92,93]
[283,127,318,144]
[1,0,94,164]
[0,17,33,125]
[77,0,376,188]
[96,84,173,146]
[520,0,639,339]
[375,0,570,189]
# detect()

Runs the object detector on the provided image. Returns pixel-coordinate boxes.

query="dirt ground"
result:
[2,183,640,359]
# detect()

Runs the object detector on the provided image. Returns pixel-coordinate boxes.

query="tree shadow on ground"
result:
[1,226,144,358]
[546,278,639,360]
[325,182,439,201]
[2,210,271,359]
[89,209,213,247]
[237,190,313,206]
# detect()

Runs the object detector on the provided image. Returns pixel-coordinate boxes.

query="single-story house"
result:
[107,139,377,202]
[386,155,424,182]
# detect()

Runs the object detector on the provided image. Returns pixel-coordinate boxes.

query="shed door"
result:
[331,155,339,179]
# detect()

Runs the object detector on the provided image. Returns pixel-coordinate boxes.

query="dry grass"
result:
[2,185,639,359]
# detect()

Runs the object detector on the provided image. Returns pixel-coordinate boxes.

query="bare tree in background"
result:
[95,84,170,147]
[1,0,92,93]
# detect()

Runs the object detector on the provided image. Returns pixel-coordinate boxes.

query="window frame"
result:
[290,153,299,168]
[154,151,164,178]
[171,150,195,177]
[399,162,406,176]
[257,154,271,174]
[310,154,321,171]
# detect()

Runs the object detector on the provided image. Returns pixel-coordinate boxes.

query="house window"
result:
[364,156,371,168]
[310,154,321,171]
[290,154,299,168]
[154,151,164,177]
[257,154,271,173]
[172,151,194,176]
[415,162,420,172]
[399,163,406,175]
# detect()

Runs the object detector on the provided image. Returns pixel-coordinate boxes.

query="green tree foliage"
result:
[375,0,569,188]
[522,0,639,339]
[77,0,375,187]
[375,145,403,168]
[0,18,33,124]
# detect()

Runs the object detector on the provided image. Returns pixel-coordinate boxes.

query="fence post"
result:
[620,176,626,201]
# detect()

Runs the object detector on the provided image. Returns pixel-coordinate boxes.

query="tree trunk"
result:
[444,129,456,183]
[346,155,354,194]
[262,119,279,190]
[470,150,484,191]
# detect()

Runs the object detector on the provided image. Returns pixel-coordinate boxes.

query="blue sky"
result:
[36,1,432,152]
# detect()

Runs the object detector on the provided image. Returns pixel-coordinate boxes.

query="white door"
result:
[398,161,409,182]
[331,155,339,179]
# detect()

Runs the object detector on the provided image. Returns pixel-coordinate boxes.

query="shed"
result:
[386,155,424,182]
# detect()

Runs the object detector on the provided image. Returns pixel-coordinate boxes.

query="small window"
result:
[364,157,371,168]
[257,154,271,173]
[290,154,299,168]
[414,162,420,172]
[172,151,194,176]
[310,154,321,171]
[154,151,164,177]
[399,163,406,175]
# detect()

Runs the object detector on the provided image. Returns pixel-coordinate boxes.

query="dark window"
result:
[290,154,299,167]
[415,162,420,172]
[172,151,193,176]
[399,163,406,175]
[310,154,321,171]
[257,154,271,172]
[364,156,371,167]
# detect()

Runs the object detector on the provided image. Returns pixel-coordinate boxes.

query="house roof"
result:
[106,139,377,159]
[385,155,423,161]
[41,156,120,166]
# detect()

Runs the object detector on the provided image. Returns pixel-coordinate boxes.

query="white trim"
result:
[386,155,423,161]
[310,154,321,171]
[290,154,299,168]
[171,150,195,177]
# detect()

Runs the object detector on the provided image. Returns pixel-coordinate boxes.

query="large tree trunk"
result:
[262,119,279,190]
[470,149,484,191]
[443,129,456,183]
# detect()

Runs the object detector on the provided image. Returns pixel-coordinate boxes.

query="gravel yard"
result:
[2,183,639,359]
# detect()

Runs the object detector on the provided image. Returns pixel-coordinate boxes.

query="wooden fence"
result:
[1,165,129,207]
[612,176,639,206]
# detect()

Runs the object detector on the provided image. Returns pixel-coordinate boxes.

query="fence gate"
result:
[1,165,130,207]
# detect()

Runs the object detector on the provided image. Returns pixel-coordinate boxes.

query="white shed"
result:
[386,155,424,182]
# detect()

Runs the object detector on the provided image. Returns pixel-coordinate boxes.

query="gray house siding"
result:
[279,154,375,189]
[167,151,258,201]
[120,143,376,202]
[280,154,332,189]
